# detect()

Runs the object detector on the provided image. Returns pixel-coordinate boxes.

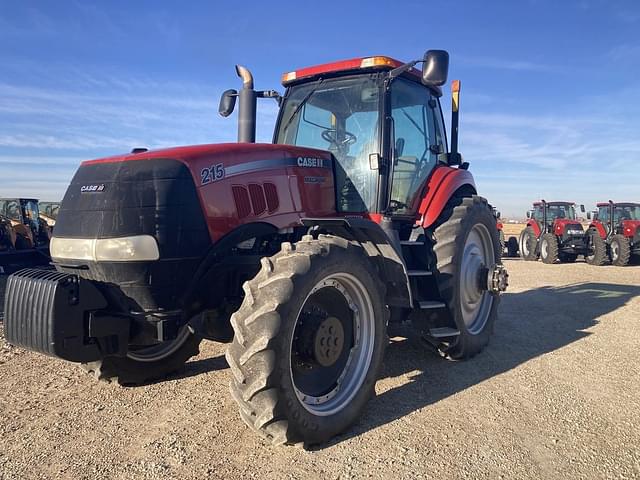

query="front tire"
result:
[82,329,201,385]
[610,234,631,266]
[226,235,388,446]
[519,227,539,261]
[432,195,501,360]
[540,233,559,264]
[586,231,607,266]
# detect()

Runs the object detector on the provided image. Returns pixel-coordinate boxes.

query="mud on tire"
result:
[225,235,388,446]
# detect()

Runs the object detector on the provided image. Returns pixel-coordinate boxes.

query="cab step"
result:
[400,240,424,246]
[417,300,446,310]
[428,327,460,338]
[407,269,432,277]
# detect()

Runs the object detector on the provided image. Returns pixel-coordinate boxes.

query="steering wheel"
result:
[321,128,357,148]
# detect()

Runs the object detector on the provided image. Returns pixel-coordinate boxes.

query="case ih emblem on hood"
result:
[80,184,105,193]
[297,156,325,168]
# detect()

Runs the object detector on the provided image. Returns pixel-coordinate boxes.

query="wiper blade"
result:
[281,78,324,135]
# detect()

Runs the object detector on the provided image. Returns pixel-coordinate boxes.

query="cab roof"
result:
[533,201,575,206]
[281,55,433,92]
[596,202,640,207]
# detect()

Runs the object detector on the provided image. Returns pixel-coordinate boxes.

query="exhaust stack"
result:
[235,65,257,143]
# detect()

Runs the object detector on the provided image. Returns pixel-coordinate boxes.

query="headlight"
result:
[50,235,160,262]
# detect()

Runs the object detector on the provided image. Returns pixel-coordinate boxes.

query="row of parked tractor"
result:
[0,198,59,270]
[496,200,639,266]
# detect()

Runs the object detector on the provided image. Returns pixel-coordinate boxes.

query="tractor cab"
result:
[0,198,45,248]
[275,59,448,217]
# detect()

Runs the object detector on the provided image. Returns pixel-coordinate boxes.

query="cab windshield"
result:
[614,205,640,221]
[276,76,381,212]
[534,204,576,222]
[547,204,576,221]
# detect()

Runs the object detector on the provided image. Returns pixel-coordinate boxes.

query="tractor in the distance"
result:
[3,50,507,446]
[519,200,588,264]
[0,198,51,249]
[587,201,640,266]
[492,208,518,257]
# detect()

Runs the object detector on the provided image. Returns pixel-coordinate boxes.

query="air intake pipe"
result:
[236,65,257,143]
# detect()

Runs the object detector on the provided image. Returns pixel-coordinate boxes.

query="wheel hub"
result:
[313,316,344,367]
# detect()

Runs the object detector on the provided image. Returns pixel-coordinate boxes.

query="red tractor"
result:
[519,200,588,263]
[586,201,640,266]
[3,51,507,446]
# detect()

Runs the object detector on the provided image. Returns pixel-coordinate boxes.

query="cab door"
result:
[387,78,446,215]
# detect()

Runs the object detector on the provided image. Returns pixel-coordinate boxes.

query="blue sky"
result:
[1,0,639,216]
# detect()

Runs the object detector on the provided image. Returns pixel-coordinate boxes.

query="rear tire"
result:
[499,230,505,255]
[540,233,559,264]
[519,227,538,261]
[82,329,201,385]
[226,235,388,446]
[432,195,501,360]
[585,231,607,266]
[610,234,631,266]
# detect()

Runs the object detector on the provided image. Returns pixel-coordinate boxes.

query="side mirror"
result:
[495,211,501,219]
[219,89,238,117]
[587,212,591,220]
[526,211,531,219]
[422,50,449,87]
[580,204,585,213]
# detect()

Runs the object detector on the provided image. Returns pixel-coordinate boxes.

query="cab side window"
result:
[389,79,444,213]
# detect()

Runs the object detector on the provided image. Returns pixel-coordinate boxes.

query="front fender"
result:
[526,220,542,237]
[417,166,476,228]
[589,221,607,239]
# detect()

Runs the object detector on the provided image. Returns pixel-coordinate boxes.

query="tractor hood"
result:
[622,219,640,238]
[553,219,584,236]
[51,142,336,310]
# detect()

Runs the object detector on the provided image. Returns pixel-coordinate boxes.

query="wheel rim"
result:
[126,326,192,362]
[522,234,530,256]
[541,239,548,259]
[290,273,375,416]
[460,223,495,334]
[611,241,619,261]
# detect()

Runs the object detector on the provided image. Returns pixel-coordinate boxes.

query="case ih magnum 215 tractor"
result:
[3,50,507,445]
[587,201,640,266]
[519,200,588,264]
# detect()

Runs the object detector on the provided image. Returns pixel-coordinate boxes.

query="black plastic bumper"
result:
[3,269,130,362]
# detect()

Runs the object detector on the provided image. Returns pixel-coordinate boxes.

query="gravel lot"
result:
[0,260,639,480]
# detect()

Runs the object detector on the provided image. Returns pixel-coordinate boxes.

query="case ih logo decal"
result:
[199,157,332,186]
[297,156,325,168]
[80,184,105,193]
[200,163,226,185]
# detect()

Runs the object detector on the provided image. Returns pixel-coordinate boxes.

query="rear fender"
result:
[417,166,476,228]
[301,217,412,308]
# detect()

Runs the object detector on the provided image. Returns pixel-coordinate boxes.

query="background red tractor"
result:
[587,201,640,266]
[519,200,588,264]
[3,50,507,446]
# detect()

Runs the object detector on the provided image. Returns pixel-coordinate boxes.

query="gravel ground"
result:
[0,260,639,480]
